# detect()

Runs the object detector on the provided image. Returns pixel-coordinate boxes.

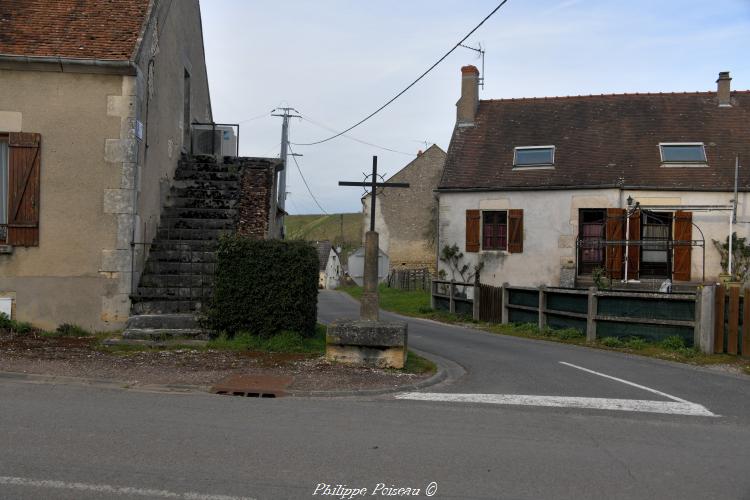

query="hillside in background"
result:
[286,213,362,263]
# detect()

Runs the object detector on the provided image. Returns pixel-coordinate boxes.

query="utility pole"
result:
[272,107,300,238]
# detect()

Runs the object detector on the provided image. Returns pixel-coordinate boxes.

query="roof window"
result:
[659,143,707,164]
[514,146,555,167]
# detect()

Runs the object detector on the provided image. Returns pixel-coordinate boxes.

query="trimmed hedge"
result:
[208,236,319,338]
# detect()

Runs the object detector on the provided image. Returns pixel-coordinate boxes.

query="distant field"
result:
[285,213,362,245]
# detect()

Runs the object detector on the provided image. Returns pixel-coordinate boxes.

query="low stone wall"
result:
[326,319,408,369]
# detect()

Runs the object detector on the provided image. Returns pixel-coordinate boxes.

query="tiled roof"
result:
[439,91,750,192]
[0,0,151,60]
[315,241,332,271]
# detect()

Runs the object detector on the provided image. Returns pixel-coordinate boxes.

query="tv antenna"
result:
[459,43,485,89]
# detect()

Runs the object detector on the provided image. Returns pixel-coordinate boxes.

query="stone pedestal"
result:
[326,319,408,369]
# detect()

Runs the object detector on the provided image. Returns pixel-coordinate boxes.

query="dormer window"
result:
[659,143,707,164]
[514,146,555,168]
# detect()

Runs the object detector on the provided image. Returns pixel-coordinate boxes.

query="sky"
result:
[199,0,750,215]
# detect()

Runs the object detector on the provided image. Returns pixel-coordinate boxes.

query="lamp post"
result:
[623,196,639,282]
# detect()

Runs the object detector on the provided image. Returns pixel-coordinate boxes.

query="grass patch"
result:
[207,324,326,354]
[401,351,437,375]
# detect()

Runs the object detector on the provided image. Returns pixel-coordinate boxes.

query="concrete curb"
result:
[0,349,459,398]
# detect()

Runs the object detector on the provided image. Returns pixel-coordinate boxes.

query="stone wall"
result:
[362,144,446,271]
[237,159,282,239]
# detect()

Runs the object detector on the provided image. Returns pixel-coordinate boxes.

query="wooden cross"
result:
[339,156,409,232]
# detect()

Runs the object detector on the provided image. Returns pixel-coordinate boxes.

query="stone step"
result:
[162,207,237,219]
[177,160,238,174]
[165,196,238,209]
[144,261,215,275]
[131,300,201,315]
[121,327,208,341]
[156,227,231,241]
[124,313,200,330]
[160,218,235,230]
[134,286,213,300]
[139,273,214,288]
[170,186,240,201]
[145,250,216,263]
[150,239,220,252]
[171,179,241,191]
[174,169,240,182]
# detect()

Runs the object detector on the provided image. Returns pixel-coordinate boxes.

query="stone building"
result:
[438,66,750,289]
[0,0,213,330]
[362,145,446,271]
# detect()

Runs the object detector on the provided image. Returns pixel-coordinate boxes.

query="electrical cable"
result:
[287,143,329,215]
[238,111,272,123]
[293,0,510,146]
[294,115,415,156]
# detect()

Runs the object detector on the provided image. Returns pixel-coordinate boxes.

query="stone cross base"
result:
[326,319,408,369]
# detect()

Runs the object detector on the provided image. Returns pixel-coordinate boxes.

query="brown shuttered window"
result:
[673,211,692,281]
[626,210,640,279]
[606,208,625,279]
[465,209,480,252]
[508,209,523,253]
[8,132,41,247]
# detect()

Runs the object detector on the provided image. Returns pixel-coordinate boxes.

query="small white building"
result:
[438,66,749,289]
[315,241,343,290]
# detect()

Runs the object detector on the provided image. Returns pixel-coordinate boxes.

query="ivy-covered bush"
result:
[208,236,319,338]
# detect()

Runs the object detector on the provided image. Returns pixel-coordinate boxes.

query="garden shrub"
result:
[661,335,686,351]
[55,323,91,337]
[208,236,318,338]
[600,336,624,348]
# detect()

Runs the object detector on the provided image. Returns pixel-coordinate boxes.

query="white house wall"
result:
[438,189,750,289]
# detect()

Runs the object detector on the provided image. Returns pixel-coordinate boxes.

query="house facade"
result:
[437,66,750,289]
[315,241,343,290]
[362,144,446,271]
[0,0,212,330]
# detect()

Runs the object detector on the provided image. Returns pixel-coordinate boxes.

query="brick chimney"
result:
[457,65,480,126]
[717,71,732,107]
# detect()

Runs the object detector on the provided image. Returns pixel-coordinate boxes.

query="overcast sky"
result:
[199,0,750,215]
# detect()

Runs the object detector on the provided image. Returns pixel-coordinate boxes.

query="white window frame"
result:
[513,145,555,169]
[658,142,707,166]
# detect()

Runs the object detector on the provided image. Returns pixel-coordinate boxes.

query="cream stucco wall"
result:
[438,189,750,289]
[0,70,126,330]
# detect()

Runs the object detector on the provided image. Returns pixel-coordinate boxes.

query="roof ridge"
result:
[480,90,750,102]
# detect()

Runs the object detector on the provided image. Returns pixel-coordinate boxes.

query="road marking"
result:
[394,393,716,416]
[559,361,690,403]
[0,476,255,500]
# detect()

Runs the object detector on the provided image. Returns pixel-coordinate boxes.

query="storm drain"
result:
[210,375,294,398]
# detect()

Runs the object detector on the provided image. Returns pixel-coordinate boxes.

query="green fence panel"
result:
[508,309,537,325]
[597,320,693,345]
[598,296,694,321]
[508,289,539,307]
[455,299,473,317]
[547,292,588,314]
[547,313,586,333]
[434,297,449,312]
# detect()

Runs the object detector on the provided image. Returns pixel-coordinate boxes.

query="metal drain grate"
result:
[210,375,293,398]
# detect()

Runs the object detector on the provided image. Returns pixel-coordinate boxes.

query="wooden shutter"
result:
[626,210,640,279]
[673,210,692,281]
[508,209,523,253]
[7,133,41,247]
[465,209,480,252]
[606,208,625,279]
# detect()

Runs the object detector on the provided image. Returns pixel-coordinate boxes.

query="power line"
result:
[293,0,510,146]
[237,110,273,123]
[287,143,329,215]
[294,115,416,156]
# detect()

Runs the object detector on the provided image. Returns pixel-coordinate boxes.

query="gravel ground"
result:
[0,332,432,391]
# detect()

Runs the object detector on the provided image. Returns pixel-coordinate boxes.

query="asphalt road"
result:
[0,290,748,500]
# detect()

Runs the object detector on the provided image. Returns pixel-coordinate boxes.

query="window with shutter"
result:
[606,208,625,279]
[465,209,480,252]
[507,209,523,253]
[7,132,41,247]
[673,211,692,281]
[482,211,507,250]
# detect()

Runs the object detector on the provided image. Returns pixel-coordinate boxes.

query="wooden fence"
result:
[387,268,432,291]
[431,280,727,354]
[713,285,748,355]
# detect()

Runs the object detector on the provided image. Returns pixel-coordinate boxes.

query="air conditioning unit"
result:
[191,125,237,157]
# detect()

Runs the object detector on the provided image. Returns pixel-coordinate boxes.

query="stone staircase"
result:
[122,155,241,341]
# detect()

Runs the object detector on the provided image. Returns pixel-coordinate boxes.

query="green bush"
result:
[624,337,648,350]
[0,312,12,330]
[207,236,319,338]
[554,328,585,340]
[661,335,686,351]
[600,336,624,347]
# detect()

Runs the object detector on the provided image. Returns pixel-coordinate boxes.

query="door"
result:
[640,212,672,278]
[578,209,606,275]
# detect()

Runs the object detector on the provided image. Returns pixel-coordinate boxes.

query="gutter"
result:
[0,54,137,75]
[436,184,750,193]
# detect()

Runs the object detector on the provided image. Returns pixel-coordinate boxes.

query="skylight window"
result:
[659,143,707,163]
[514,146,555,167]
